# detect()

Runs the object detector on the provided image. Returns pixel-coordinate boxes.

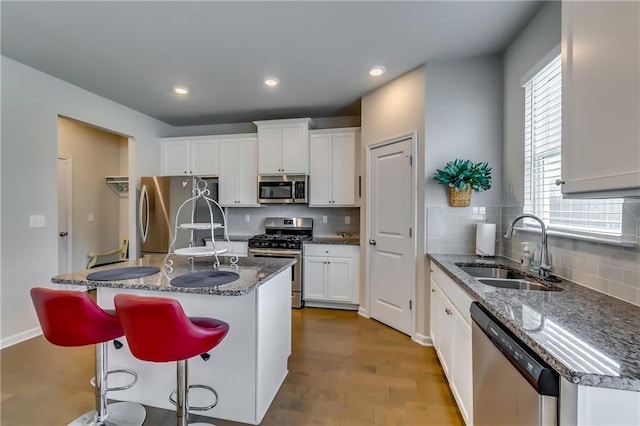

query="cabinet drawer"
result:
[430,262,474,325]
[304,244,358,258]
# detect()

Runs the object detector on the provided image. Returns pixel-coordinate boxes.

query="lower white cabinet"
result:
[430,262,474,425]
[303,244,359,308]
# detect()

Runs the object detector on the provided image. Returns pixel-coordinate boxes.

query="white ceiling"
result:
[1,1,543,126]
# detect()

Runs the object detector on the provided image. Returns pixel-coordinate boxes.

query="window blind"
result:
[523,55,623,236]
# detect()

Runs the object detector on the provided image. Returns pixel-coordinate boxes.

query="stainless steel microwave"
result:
[258,176,308,204]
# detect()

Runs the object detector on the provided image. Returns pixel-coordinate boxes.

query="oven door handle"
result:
[249,248,301,256]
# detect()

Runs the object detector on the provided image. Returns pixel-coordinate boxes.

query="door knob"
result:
[59,231,68,237]
[369,239,376,246]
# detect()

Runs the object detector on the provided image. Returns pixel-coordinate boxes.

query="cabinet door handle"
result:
[555,179,565,186]
[369,239,376,246]
[431,289,436,293]
[445,308,452,316]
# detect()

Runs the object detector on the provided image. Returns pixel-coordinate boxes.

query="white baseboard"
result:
[304,301,359,311]
[413,332,433,346]
[1,326,42,350]
[357,306,369,318]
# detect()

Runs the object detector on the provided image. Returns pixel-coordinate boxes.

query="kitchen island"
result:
[52,254,295,425]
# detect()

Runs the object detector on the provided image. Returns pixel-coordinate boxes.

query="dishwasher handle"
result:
[470,302,559,397]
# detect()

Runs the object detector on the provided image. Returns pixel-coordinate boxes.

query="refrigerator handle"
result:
[139,184,149,243]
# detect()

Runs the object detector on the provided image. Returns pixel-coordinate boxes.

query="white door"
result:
[57,156,71,274]
[368,138,414,335]
[190,139,219,176]
[161,140,190,176]
[281,123,306,173]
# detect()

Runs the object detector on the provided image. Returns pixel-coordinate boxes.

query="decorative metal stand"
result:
[164,179,238,271]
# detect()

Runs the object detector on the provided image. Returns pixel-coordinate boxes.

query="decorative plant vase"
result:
[449,186,471,207]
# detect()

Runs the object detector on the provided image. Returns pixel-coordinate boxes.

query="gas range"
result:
[247,217,313,250]
[248,234,312,250]
[248,217,313,309]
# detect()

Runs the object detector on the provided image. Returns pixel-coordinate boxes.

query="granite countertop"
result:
[428,254,640,392]
[52,254,295,296]
[306,238,360,246]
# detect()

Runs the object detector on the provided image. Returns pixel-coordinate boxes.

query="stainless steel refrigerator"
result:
[139,176,221,254]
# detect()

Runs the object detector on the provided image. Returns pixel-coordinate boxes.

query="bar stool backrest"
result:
[114,294,229,363]
[30,287,124,347]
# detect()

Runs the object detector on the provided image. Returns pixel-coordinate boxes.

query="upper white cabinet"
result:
[254,118,312,175]
[309,128,360,207]
[218,136,259,207]
[561,1,640,197]
[160,137,220,176]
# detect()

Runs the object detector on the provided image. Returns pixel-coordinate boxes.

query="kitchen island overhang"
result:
[52,255,295,425]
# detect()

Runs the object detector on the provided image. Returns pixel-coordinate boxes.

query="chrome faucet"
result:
[504,213,552,279]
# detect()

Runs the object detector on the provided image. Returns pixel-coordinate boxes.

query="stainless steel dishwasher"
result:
[471,302,559,426]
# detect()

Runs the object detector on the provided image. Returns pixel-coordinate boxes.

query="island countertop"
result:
[52,254,296,296]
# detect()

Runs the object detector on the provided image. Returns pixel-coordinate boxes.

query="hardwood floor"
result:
[1,308,462,425]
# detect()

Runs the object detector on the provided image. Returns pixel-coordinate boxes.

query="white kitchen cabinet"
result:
[309,128,359,207]
[561,1,640,197]
[430,262,474,425]
[303,244,359,309]
[160,137,219,176]
[254,118,312,175]
[218,136,259,207]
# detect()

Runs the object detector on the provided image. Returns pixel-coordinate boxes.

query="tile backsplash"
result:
[225,205,360,238]
[501,204,640,306]
[427,206,502,255]
[427,201,640,306]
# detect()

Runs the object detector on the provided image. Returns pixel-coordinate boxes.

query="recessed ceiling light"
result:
[264,77,280,87]
[369,66,386,77]
[173,86,189,95]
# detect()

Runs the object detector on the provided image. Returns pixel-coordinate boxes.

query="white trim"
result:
[365,131,418,340]
[57,154,73,274]
[413,333,433,347]
[515,226,637,248]
[1,327,42,350]
[520,43,561,87]
[357,306,369,318]
[303,301,359,311]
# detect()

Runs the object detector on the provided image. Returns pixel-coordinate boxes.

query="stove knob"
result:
[280,242,287,249]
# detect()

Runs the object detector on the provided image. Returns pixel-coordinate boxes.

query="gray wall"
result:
[1,56,169,347]
[424,56,504,255]
[501,2,640,306]
[160,116,361,137]
[503,1,561,207]
[361,66,428,338]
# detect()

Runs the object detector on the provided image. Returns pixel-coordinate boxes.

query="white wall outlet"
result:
[245,214,250,223]
[88,213,95,223]
[322,216,328,224]
[345,216,351,225]
[29,215,45,228]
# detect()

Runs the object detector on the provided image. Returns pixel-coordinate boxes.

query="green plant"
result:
[433,159,492,192]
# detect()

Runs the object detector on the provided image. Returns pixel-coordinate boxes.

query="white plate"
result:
[174,247,228,257]
[178,223,223,230]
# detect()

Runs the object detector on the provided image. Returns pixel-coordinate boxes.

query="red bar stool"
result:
[114,294,229,426]
[30,287,146,426]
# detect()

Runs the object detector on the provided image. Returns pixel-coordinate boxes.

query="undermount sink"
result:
[477,278,561,292]
[458,266,526,280]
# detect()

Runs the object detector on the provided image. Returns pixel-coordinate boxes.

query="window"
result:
[523,54,623,236]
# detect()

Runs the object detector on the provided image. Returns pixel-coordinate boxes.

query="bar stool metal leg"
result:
[68,342,146,426]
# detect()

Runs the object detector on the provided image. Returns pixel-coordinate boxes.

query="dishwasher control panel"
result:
[471,302,559,396]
